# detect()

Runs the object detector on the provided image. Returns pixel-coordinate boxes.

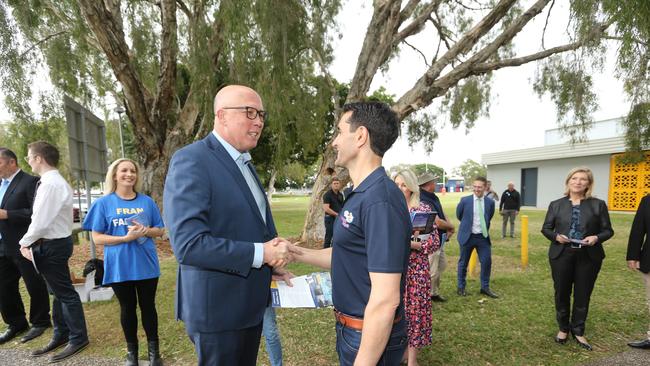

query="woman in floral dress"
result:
[394,169,440,366]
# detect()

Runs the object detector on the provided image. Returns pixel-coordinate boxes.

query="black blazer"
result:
[541,196,614,263]
[0,170,39,257]
[627,195,650,273]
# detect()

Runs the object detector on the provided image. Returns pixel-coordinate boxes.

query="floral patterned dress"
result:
[404,201,440,348]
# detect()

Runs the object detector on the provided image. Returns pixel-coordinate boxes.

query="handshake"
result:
[263,237,303,268]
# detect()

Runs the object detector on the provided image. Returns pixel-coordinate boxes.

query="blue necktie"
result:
[0,179,10,240]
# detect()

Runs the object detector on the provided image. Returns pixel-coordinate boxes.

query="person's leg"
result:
[570,252,602,337]
[0,255,29,330]
[323,216,334,249]
[457,243,474,291]
[335,323,361,366]
[262,306,283,366]
[501,211,508,238]
[549,251,576,334]
[13,255,50,328]
[111,281,139,344]
[644,272,650,340]
[429,250,443,297]
[475,237,492,290]
[509,211,516,237]
[36,238,88,345]
[187,323,263,366]
[135,278,159,341]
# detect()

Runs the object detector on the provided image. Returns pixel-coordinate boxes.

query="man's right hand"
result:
[556,234,570,244]
[263,238,303,267]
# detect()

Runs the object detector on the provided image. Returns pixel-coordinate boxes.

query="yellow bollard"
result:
[468,248,478,277]
[521,215,529,268]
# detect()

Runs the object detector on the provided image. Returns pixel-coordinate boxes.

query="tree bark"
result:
[267,169,277,203]
[301,145,338,243]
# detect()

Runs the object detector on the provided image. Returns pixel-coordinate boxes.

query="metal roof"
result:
[482,136,627,165]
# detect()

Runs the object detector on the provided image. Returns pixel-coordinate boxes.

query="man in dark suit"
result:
[164,85,296,365]
[0,148,51,344]
[456,176,498,298]
[627,194,650,349]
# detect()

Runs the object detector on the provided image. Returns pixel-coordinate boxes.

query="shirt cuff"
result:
[252,242,264,268]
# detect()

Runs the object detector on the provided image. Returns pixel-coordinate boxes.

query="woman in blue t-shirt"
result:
[83,158,165,366]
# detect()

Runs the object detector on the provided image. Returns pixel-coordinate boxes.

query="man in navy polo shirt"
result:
[294,102,411,365]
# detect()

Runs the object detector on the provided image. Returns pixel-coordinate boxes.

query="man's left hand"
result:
[0,209,7,220]
[20,246,33,262]
[583,235,598,246]
[272,268,296,287]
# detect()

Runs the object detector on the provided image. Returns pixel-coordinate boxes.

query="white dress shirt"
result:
[19,170,73,247]
[471,194,485,234]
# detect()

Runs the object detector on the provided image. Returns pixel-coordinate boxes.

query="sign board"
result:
[64,95,108,182]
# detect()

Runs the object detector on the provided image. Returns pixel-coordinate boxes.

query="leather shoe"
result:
[49,340,89,363]
[0,324,28,344]
[628,339,650,349]
[480,288,499,298]
[21,326,49,343]
[31,337,69,357]
[572,333,592,351]
[431,295,447,302]
[457,288,467,296]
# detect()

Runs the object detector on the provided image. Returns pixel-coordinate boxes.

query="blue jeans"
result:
[263,306,283,366]
[335,322,407,366]
[32,237,88,345]
[457,234,492,290]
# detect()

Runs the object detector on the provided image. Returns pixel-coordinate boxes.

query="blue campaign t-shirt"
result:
[331,167,411,320]
[82,192,164,284]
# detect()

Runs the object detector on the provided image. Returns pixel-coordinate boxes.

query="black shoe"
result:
[0,324,29,344]
[31,337,69,357]
[572,333,592,351]
[126,342,139,366]
[457,288,467,296]
[628,339,650,349]
[431,295,447,302]
[480,288,499,298]
[49,340,89,363]
[21,325,50,343]
[555,332,568,344]
[148,340,163,366]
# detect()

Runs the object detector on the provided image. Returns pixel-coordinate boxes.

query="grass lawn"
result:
[2,192,647,365]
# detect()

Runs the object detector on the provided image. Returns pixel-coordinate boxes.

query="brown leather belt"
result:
[334,309,401,331]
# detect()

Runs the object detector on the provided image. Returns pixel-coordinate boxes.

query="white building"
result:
[482,118,647,211]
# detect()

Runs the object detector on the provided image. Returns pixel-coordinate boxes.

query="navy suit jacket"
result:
[0,170,39,257]
[456,194,495,246]
[163,134,277,333]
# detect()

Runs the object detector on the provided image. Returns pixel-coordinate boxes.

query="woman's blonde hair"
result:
[394,169,420,209]
[104,158,143,195]
[564,166,594,198]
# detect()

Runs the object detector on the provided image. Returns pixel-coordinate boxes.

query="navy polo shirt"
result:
[331,167,411,319]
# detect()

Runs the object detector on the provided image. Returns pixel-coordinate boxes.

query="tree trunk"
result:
[141,156,170,209]
[267,169,277,203]
[301,144,339,244]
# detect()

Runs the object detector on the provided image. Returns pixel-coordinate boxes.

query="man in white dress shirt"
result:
[19,141,89,362]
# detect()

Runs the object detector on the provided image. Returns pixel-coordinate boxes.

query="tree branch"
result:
[394,1,442,43]
[152,0,178,146]
[399,0,421,24]
[470,42,583,73]
[402,39,430,67]
[176,0,192,18]
[603,34,649,47]
[19,30,67,58]
[541,0,555,49]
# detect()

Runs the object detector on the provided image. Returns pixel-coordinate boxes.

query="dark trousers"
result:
[335,322,407,366]
[32,237,88,345]
[324,216,335,249]
[549,248,601,336]
[111,278,159,344]
[0,252,50,328]
[457,234,492,290]
[187,323,263,366]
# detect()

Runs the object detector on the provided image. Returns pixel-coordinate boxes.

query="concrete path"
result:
[584,348,650,365]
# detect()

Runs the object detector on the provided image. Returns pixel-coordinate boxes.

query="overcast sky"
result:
[330,1,629,174]
[0,1,630,174]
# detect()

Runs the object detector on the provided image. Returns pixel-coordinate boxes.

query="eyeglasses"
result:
[222,106,267,122]
[24,155,37,163]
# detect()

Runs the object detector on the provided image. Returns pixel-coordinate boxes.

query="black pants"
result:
[111,278,159,344]
[32,237,88,345]
[0,252,50,328]
[549,248,602,336]
[324,216,335,249]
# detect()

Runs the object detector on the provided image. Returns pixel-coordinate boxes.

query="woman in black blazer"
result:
[541,167,613,351]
